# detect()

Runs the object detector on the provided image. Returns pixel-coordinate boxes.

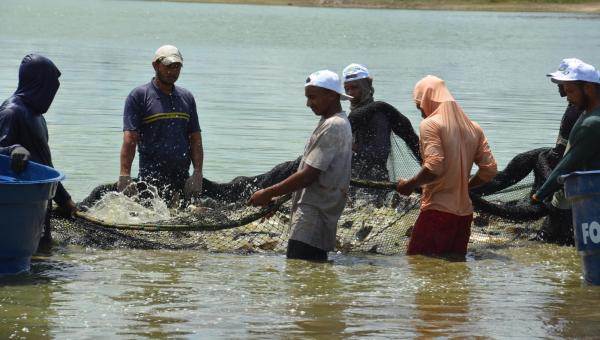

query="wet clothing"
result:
[286,239,327,261]
[536,106,600,201]
[123,80,201,195]
[349,101,420,181]
[546,104,584,169]
[555,104,584,158]
[290,112,352,252]
[415,76,497,216]
[407,209,472,257]
[0,54,71,206]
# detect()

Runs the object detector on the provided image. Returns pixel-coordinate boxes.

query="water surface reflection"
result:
[409,257,472,338]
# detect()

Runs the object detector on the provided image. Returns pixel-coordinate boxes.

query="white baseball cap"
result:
[342,63,370,83]
[153,45,183,65]
[547,58,600,84]
[305,70,353,100]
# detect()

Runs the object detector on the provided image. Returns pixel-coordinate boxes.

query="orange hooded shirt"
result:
[414,75,497,216]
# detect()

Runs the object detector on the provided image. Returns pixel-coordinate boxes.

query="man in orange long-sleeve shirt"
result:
[396,75,497,259]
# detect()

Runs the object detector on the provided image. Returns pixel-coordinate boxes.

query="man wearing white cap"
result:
[118,45,204,205]
[342,64,420,186]
[546,59,586,167]
[534,59,600,203]
[248,70,353,261]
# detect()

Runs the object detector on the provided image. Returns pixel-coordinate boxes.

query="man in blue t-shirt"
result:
[118,45,204,205]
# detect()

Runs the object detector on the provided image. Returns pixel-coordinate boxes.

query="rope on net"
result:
[75,193,293,232]
[65,134,570,253]
[74,178,410,233]
[74,175,549,233]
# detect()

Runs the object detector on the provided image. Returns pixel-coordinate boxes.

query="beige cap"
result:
[153,45,183,65]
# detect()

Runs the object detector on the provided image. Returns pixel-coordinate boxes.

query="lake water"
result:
[1,0,600,338]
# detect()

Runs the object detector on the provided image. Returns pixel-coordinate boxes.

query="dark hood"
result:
[14,54,61,114]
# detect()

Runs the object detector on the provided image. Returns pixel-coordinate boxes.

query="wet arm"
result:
[469,172,492,189]
[249,165,321,206]
[265,165,320,197]
[398,165,438,194]
[53,182,73,207]
[190,131,203,174]
[120,131,138,176]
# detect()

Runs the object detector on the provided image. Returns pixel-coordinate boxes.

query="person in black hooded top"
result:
[0,54,76,242]
[342,64,421,182]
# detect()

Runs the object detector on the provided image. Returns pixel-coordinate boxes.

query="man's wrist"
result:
[406,177,417,190]
[263,186,277,200]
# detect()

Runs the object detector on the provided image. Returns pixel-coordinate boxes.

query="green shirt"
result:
[536,105,600,201]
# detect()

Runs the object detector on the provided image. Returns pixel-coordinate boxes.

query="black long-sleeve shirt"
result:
[348,101,420,180]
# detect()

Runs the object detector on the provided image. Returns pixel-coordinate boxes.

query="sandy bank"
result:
[165,0,600,14]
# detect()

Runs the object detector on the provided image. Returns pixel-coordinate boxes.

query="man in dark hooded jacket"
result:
[0,54,76,243]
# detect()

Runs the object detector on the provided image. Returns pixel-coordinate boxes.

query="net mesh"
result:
[52,134,554,255]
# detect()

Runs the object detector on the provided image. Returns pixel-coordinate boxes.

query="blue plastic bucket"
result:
[0,154,64,274]
[563,170,600,285]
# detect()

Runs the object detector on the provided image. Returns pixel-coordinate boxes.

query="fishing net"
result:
[51,132,568,255]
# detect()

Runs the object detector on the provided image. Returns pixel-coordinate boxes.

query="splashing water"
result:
[85,191,172,224]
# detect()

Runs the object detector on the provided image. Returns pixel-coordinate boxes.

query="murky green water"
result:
[1,0,600,338]
[2,246,599,338]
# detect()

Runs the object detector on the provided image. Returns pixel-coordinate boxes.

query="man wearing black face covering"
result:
[0,54,77,243]
[547,81,585,169]
[342,64,421,183]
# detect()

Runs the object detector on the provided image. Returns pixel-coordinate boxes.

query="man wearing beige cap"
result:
[118,45,204,205]
[248,70,353,261]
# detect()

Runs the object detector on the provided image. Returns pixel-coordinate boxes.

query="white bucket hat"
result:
[547,58,600,84]
[153,45,183,65]
[342,63,370,83]
[305,70,353,100]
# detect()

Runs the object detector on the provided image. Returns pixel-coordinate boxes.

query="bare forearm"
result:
[265,167,319,198]
[409,166,437,187]
[120,133,137,176]
[190,132,204,173]
[468,172,490,189]
[120,145,135,176]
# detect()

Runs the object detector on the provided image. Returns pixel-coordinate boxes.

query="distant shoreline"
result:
[164,0,600,14]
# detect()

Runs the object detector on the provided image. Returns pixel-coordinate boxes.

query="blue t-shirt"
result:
[123,80,201,175]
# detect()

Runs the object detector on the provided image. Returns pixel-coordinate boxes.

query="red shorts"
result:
[407,209,473,257]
